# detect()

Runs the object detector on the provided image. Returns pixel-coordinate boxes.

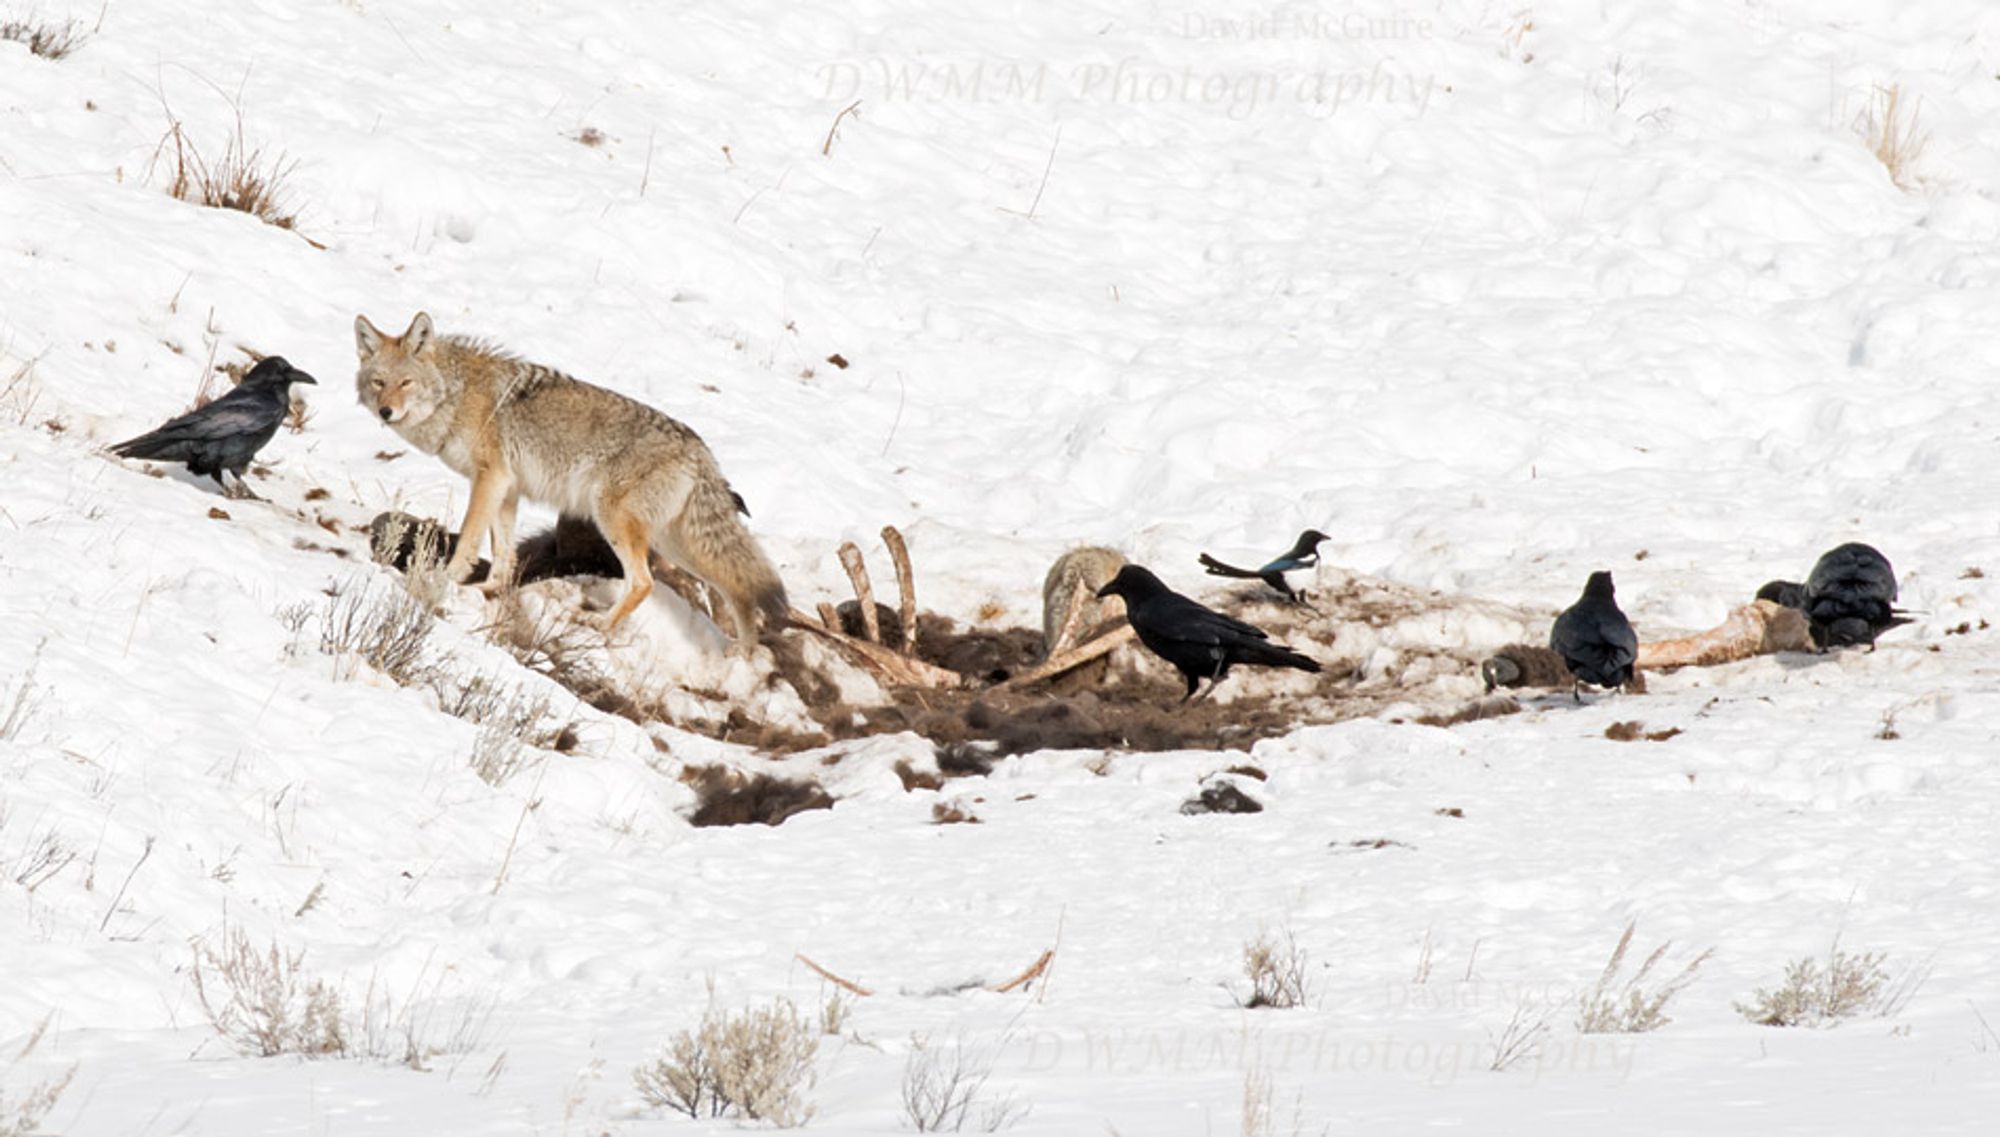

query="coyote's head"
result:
[354,312,444,427]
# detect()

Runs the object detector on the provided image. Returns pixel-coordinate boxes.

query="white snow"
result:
[5,0,2000,1132]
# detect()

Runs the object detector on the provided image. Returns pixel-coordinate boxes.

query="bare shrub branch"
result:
[1486,998,1550,1072]
[901,1034,1027,1133]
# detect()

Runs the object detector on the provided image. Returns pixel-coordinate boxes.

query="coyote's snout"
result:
[354,311,787,645]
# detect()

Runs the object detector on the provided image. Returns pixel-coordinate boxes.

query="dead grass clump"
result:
[1736,939,1925,1027]
[0,13,86,59]
[152,112,301,230]
[1857,82,1929,191]
[1239,931,1311,1010]
[353,973,499,1073]
[190,926,348,1058]
[901,1035,1028,1132]
[469,716,543,788]
[320,579,436,685]
[1241,1062,1321,1137]
[0,1015,75,1137]
[438,673,578,754]
[1,652,44,743]
[632,998,818,1126]
[1,357,44,427]
[1575,920,1712,1033]
[682,766,833,828]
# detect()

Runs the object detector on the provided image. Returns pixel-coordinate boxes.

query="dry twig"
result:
[795,953,874,997]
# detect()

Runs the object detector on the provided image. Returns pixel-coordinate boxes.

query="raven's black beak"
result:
[1095,582,1118,600]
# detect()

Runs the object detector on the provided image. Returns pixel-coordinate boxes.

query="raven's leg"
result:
[220,470,262,501]
[1185,655,1228,704]
[1571,679,1582,704]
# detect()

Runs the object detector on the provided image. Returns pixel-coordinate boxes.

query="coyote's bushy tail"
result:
[674,475,788,635]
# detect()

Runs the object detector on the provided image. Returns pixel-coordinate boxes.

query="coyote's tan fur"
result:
[1040,545,1128,657]
[353,311,787,644]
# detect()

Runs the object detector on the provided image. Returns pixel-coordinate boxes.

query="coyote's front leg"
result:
[449,463,514,585]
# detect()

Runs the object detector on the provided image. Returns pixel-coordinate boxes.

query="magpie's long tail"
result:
[1199,553,1261,579]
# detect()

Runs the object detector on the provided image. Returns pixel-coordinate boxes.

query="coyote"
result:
[353,311,787,644]
[1040,545,1128,657]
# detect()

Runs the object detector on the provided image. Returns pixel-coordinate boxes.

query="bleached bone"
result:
[881,525,919,654]
[1636,599,1813,670]
[836,541,881,644]
[993,624,1136,692]
[789,608,963,689]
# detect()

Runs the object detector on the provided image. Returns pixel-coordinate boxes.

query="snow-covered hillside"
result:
[4,1,2000,1132]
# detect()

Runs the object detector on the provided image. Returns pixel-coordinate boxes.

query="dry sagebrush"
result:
[190,927,348,1058]
[632,997,819,1126]
[1736,939,1926,1028]
[1238,931,1312,1010]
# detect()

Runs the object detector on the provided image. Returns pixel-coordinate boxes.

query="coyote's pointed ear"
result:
[354,314,386,361]
[404,311,436,358]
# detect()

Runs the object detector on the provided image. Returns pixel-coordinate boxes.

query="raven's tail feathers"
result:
[1241,640,1321,674]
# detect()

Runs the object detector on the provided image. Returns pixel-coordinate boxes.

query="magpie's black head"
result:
[1299,529,1330,548]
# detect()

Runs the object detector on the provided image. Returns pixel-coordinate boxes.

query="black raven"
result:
[1803,542,1911,650]
[1549,571,1639,698]
[1755,579,1808,610]
[1096,564,1321,701]
[1198,528,1330,602]
[110,357,316,498]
